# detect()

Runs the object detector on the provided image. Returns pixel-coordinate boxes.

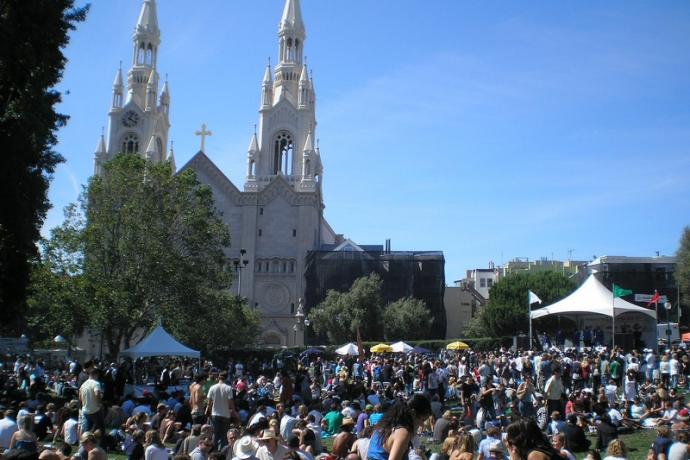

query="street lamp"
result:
[664,301,672,347]
[233,249,249,298]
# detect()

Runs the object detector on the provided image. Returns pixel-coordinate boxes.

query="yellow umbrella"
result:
[370,343,393,353]
[446,341,470,350]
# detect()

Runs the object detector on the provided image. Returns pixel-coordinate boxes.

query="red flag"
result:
[648,291,661,307]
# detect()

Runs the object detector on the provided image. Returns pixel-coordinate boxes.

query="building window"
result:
[122,134,139,154]
[290,303,295,314]
[290,261,295,273]
[273,131,294,174]
[480,278,486,288]
[487,279,493,288]
[258,229,262,237]
[292,229,297,237]
[260,207,264,215]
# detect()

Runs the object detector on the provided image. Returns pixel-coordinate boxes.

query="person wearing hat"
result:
[477,425,502,460]
[232,435,259,460]
[256,429,288,460]
[331,417,356,459]
[486,440,505,460]
[672,408,690,435]
[355,404,373,436]
[80,431,106,460]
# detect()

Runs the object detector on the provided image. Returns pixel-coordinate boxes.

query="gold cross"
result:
[195,123,213,152]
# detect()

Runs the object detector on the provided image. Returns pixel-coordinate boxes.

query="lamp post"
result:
[233,249,249,298]
[664,301,672,347]
[293,298,310,346]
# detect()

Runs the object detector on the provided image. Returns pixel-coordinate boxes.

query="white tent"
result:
[335,342,359,356]
[391,341,413,353]
[119,325,200,359]
[530,275,657,347]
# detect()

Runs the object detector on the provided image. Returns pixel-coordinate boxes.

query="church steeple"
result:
[97,0,170,173]
[245,0,320,194]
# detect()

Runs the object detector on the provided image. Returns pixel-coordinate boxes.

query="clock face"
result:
[121,110,140,127]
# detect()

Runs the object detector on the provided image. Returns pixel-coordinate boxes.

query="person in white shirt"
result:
[0,409,18,450]
[79,368,104,435]
[144,430,168,460]
[207,371,236,450]
[669,353,681,389]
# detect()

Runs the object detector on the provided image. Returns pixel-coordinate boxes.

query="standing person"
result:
[190,373,208,425]
[79,368,104,435]
[544,369,565,418]
[367,394,432,460]
[207,371,237,450]
[516,375,535,418]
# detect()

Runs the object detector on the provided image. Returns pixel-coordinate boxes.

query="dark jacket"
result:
[563,423,590,452]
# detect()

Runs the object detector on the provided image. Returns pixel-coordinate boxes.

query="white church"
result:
[94,0,344,347]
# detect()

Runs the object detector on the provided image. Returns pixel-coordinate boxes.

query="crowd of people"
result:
[0,342,690,460]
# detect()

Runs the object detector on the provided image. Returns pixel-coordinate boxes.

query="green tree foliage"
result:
[0,1,88,334]
[676,226,690,316]
[29,155,260,356]
[383,297,432,341]
[309,273,384,343]
[469,271,576,337]
[27,204,88,344]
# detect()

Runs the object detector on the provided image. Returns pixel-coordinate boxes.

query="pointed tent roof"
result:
[280,0,305,34]
[530,275,657,320]
[335,343,359,356]
[119,325,200,359]
[135,0,160,37]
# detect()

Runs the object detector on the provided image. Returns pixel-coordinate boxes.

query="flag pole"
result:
[528,290,532,351]
[612,284,616,351]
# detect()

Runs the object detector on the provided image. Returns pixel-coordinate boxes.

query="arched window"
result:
[122,134,139,154]
[250,160,256,177]
[137,43,145,64]
[146,44,153,66]
[273,131,293,175]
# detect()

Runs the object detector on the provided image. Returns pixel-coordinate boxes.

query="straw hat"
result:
[341,417,356,427]
[258,429,279,441]
[233,436,259,459]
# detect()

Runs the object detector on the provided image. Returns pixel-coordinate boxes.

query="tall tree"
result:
[676,226,690,316]
[30,155,260,356]
[383,297,432,341]
[468,271,576,338]
[0,1,88,333]
[309,273,384,343]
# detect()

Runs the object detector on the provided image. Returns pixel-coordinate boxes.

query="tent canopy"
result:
[335,343,359,356]
[119,326,200,359]
[391,341,413,353]
[530,275,657,320]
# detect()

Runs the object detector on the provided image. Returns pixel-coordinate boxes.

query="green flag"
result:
[612,284,633,298]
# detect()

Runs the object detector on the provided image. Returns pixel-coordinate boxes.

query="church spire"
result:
[280,0,305,36]
[261,62,273,110]
[94,131,107,175]
[278,0,305,66]
[111,64,124,108]
[168,141,176,172]
[298,63,309,109]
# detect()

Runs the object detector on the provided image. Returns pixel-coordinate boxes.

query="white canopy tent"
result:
[119,325,200,359]
[391,341,413,353]
[530,275,657,349]
[335,343,359,356]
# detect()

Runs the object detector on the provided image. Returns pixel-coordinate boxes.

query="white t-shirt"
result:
[63,418,79,445]
[0,418,18,449]
[660,360,671,374]
[207,382,234,418]
[670,359,680,376]
[668,441,689,460]
[145,444,169,460]
[79,378,103,415]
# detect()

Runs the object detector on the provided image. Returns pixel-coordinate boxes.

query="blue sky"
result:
[48,0,690,282]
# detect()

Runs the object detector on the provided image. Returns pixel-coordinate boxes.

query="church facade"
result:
[95,0,446,348]
[180,0,340,346]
